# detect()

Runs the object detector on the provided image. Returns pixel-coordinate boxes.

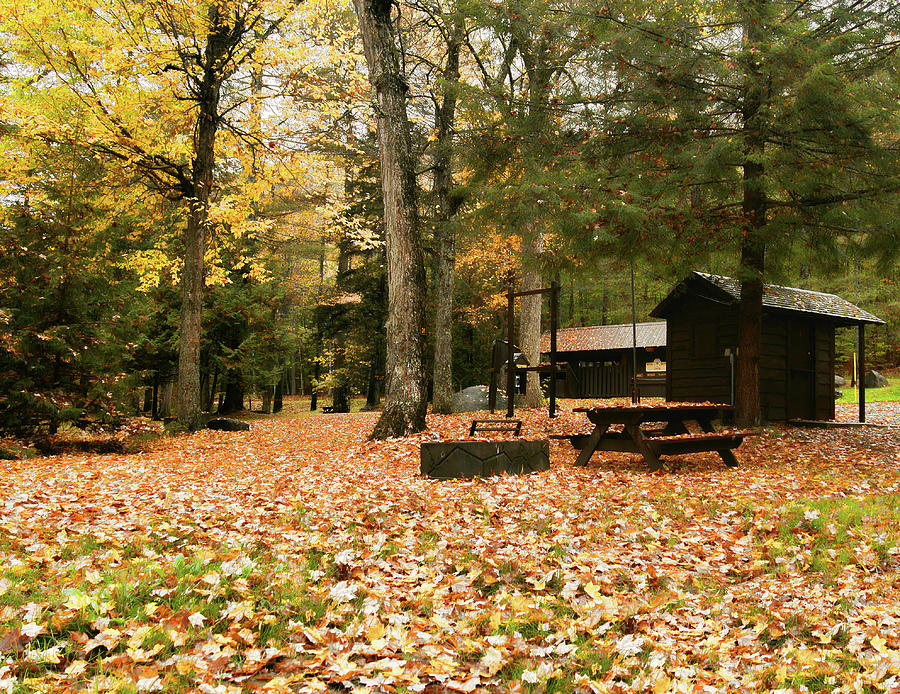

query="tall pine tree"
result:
[584,0,900,424]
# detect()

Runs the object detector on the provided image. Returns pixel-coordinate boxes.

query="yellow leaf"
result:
[652,675,671,693]
[65,660,88,677]
[480,647,505,675]
[514,595,533,612]
[871,635,888,654]
[366,619,385,643]
[813,629,831,644]
[65,591,91,610]
[584,582,603,602]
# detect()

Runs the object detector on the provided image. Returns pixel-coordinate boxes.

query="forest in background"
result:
[1,0,898,435]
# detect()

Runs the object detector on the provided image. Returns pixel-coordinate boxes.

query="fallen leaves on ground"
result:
[1,399,899,693]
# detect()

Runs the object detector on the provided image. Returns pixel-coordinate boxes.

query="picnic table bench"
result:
[556,404,751,471]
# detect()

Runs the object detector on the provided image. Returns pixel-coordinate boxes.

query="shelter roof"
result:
[650,272,884,326]
[541,321,667,353]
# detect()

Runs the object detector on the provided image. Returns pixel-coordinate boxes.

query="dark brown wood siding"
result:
[815,322,835,420]
[554,348,666,398]
[761,316,789,421]
[666,296,734,404]
[663,298,838,421]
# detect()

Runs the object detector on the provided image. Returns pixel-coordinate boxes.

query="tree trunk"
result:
[353,0,428,439]
[735,0,768,427]
[519,231,544,408]
[365,289,386,410]
[219,371,244,414]
[158,378,174,418]
[175,5,227,431]
[332,245,351,413]
[273,378,283,413]
[431,18,464,415]
[206,368,219,412]
[332,336,350,413]
[310,358,319,410]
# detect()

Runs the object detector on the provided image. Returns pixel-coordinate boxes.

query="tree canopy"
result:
[1,0,898,433]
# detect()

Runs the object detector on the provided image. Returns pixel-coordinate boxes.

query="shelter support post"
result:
[858,325,865,423]
[507,279,515,419]
[549,280,559,418]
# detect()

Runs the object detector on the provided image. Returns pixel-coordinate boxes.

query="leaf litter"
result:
[1,401,899,693]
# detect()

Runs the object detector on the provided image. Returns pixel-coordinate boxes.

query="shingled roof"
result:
[541,321,667,353]
[651,271,884,325]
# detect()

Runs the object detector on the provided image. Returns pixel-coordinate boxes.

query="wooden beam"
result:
[511,287,554,298]
[858,324,866,423]
[549,280,558,418]
[507,278,516,419]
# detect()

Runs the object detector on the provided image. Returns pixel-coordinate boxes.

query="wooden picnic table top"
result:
[568,402,744,470]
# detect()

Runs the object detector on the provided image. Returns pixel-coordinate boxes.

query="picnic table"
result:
[562,403,751,470]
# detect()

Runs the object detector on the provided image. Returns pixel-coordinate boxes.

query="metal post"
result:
[507,277,516,419]
[549,280,559,418]
[630,261,639,404]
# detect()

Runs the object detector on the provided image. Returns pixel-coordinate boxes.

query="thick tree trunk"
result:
[519,231,544,408]
[516,48,552,409]
[175,6,226,431]
[431,19,463,415]
[175,199,207,429]
[219,370,244,414]
[735,0,767,427]
[353,0,428,439]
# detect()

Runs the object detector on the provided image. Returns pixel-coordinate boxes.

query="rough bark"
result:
[175,193,208,428]
[516,39,552,409]
[431,19,464,415]
[519,232,544,408]
[175,5,228,430]
[353,0,428,439]
[735,0,767,427]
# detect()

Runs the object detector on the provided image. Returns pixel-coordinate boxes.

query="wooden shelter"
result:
[650,272,884,422]
[540,322,667,398]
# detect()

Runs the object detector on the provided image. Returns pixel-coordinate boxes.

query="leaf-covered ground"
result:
[2,401,900,693]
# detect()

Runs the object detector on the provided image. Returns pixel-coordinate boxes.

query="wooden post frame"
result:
[503,279,560,419]
[507,278,516,419]
[858,324,866,423]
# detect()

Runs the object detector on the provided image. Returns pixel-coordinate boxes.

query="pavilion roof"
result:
[541,321,667,353]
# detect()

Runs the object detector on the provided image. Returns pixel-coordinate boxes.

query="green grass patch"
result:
[838,380,900,403]
[760,495,900,577]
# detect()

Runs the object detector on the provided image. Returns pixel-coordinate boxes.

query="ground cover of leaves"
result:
[2,401,900,694]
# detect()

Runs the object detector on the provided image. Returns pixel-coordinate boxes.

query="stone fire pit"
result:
[420,440,549,479]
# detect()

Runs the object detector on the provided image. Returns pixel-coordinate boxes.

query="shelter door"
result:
[787,320,816,420]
